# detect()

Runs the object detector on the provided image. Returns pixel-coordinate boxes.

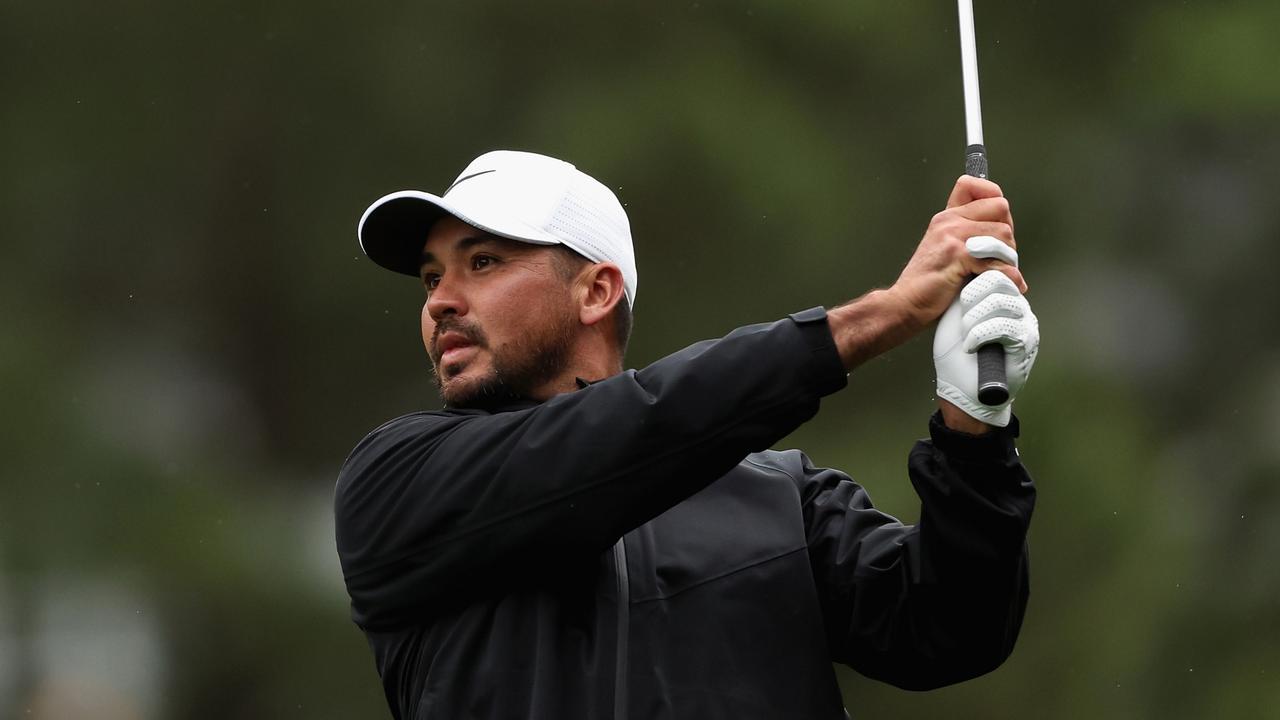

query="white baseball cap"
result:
[358,150,638,307]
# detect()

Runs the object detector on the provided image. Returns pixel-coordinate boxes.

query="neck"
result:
[528,338,621,401]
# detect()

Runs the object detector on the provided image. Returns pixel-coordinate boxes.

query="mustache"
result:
[430,318,487,363]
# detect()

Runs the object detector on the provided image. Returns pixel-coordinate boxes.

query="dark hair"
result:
[549,246,632,357]
[609,298,633,358]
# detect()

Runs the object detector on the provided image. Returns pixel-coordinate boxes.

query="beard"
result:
[429,308,578,410]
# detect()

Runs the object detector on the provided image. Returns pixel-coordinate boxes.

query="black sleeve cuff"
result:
[788,307,849,397]
[927,410,1020,463]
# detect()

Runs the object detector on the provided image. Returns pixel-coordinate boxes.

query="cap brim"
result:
[358,190,562,277]
[357,191,455,277]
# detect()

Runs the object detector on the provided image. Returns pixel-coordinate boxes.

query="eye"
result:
[471,254,495,271]
[422,273,441,294]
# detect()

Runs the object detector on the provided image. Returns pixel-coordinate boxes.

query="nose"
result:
[425,272,468,322]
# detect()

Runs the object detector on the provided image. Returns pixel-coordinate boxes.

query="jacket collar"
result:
[461,377,602,414]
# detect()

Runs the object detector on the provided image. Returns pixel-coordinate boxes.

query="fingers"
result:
[960,271,1036,353]
[946,175,1004,209]
[921,209,1023,284]
[936,183,1022,290]
[944,177,1015,244]
[955,197,1014,234]
[927,213,1014,245]
[961,267,1027,317]
[968,259,1028,294]
[963,235,1026,291]
[965,306,1039,356]
[891,179,1022,326]
[965,235,1018,266]
[966,316,1027,353]
[963,287,1025,322]
[959,269,1019,306]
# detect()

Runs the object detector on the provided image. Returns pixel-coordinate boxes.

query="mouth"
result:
[440,343,476,366]
[433,330,482,371]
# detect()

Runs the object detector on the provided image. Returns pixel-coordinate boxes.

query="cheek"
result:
[421,303,435,352]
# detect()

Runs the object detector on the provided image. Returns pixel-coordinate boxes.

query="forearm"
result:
[892,413,1035,684]
[828,289,994,434]
[812,413,1034,687]
[826,288,924,370]
[911,413,1034,571]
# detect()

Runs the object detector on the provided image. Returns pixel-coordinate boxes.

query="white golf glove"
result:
[933,237,1039,427]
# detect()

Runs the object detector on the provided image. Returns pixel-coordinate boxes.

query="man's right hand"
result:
[826,176,1026,372]
[885,175,1026,330]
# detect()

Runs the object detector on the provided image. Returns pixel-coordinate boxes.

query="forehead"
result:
[419,217,532,266]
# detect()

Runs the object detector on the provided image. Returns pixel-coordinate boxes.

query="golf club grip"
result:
[976,344,1009,405]
[964,143,988,179]
[964,143,1009,406]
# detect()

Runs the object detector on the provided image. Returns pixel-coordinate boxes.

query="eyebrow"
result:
[419,235,500,269]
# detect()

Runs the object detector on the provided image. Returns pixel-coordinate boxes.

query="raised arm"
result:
[335,310,847,630]
[796,413,1035,689]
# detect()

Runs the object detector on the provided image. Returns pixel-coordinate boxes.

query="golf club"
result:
[957,0,1010,406]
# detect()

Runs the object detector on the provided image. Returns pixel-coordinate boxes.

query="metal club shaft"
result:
[957,0,1008,406]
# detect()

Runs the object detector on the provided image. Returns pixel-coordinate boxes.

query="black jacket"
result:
[335,308,1036,719]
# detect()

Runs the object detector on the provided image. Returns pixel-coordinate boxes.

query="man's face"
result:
[419,216,579,408]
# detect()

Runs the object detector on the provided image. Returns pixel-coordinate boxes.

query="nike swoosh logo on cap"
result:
[444,169,497,195]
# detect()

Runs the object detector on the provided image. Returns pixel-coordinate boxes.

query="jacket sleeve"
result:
[335,309,848,630]
[796,412,1035,690]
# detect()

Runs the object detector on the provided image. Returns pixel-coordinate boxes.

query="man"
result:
[336,150,1039,719]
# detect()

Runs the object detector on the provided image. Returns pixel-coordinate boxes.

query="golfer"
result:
[335,150,1039,719]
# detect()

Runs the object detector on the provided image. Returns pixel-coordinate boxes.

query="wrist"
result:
[880,284,933,333]
[827,289,924,370]
[938,399,992,435]
[928,409,1020,460]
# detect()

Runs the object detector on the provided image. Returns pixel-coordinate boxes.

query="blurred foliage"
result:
[2,0,1278,718]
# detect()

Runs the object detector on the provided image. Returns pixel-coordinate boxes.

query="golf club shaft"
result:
[957,0,1009,407]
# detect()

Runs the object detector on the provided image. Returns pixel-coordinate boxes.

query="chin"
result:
[437,367,498,407]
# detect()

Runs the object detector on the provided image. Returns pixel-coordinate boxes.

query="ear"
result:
[577,262,625,328]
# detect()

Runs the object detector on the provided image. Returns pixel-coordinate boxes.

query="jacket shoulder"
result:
[335,410,473,495]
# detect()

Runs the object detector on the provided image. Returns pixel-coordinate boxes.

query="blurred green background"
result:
[3,0,1278,717]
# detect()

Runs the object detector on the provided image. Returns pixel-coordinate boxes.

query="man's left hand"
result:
[934,268,1040,428]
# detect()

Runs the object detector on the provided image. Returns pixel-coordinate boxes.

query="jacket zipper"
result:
[612,537,630,720]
